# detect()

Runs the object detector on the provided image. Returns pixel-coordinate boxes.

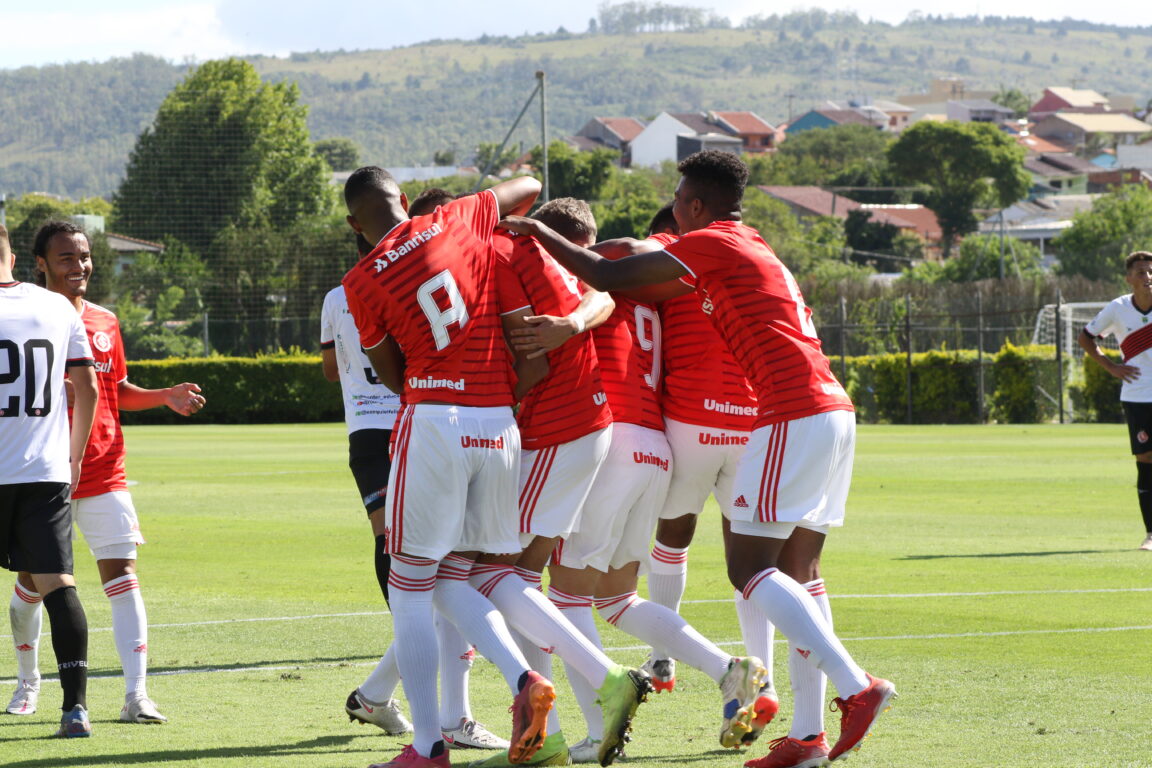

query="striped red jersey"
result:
[594,276,663,430]
[663,221,852,428]
[494,232,612,449]
[342,190,514,407]
[660,291,756,430]
[73,301,129,499]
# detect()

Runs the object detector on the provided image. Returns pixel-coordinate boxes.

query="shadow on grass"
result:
[0,733,375,767]
[144,653,385,676]
[899,549,1122,560]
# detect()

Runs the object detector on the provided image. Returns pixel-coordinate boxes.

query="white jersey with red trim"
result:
[1085,295,1152,402]
[320,285,401,434]
[0,282,94,484]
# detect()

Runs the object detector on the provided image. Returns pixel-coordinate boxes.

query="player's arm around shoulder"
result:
[118,380,206,416]
[501,310,550,401]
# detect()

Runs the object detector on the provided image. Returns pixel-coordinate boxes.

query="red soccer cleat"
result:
[744,733,830,768]
[508,670,556,764]
[367,744,451,768]
[827,675,897,761]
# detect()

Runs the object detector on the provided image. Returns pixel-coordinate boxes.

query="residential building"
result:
[978,194,1099,259]
[1033,112,1150,151]
[1024,153,1097,197]
[945,99,1014,123]
[628,110,773,167]
[574,117,647,164]
[1028,87,1110,121]
[785,106,886,135]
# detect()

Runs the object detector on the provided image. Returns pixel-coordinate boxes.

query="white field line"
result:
[6,624,1151,687]
[2,587,1150,685]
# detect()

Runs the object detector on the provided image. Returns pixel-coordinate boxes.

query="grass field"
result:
[3,423,1150,768]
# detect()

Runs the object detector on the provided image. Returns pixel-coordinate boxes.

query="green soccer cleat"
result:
[718,656,769,748]
[595,666,652,767]
[468,731,572,767]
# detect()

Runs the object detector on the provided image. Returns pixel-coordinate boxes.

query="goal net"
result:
[1031,302,1112,358]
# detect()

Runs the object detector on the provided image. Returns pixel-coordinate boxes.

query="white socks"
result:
[9,583,42,685]
[742,568,868,697]
[596,591,730,683]
[359,643,401,704]
[104,574,148,698]
[789,579,831,739]
[647,543,689,612]
[471,563,613,690]
[550,587,604,741]
[387,555,444,756]
[735,588,775,691]
[436,611,475,729]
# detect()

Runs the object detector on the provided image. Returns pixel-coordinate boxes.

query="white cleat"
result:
[1140,533,1152,551]
[569,736,623,764]
[121,694,168,723]
[6,679,39,715]
[442,718,510,750]
[345,688,413,735]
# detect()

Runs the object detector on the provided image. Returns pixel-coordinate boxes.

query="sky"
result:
[2,0,1149,71]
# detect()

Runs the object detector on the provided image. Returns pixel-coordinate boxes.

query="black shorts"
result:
[0,482,74,574]
[1122,401,1152,455]
[348,429,392,515]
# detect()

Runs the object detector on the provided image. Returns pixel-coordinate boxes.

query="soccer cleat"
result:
[827,675,897,761]
[740,687,781,747]
[120,694,168,723]
[468,732,571,767]
[347,688,414,735]
[56,704,92,738]
[595,665,652,767]
[6,679,39,715]
[508,670,556,764]
[444,718,511,750]
[744,733,830,768]
[718,656,769,748]
[567,737,625,765]
[640,656,675,693]
[1140,533,1152,551]
[368,744,451,768]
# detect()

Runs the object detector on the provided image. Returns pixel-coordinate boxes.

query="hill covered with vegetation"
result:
[4,8,1152,199]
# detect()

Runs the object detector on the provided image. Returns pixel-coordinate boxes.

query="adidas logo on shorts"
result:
[733,495,749,508]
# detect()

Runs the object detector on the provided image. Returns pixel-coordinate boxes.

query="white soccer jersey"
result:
[320,285,401,434]
[1085,295,1152,402]
[0,282,94,484]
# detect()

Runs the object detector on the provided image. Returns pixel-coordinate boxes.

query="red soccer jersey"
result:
[73,301,128,498]
[593,268,663,430]
[493,232,612,449]
[663,221,852,428]
[660,291,756,430]
[342,191,514,407]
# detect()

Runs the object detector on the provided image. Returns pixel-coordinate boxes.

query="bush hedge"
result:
[1078,349,1124,423]
[118,345,1082,426]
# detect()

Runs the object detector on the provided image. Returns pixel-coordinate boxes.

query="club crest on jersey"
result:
[374,223,443,272]
[1140,430,1149,444]
[92,330,113,352]
[461,435,506,449]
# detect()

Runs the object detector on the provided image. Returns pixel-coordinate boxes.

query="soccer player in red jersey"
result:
[8,221,205,727]
[499,151,896,767]
[643,204,779,738]
[1,223,98,738]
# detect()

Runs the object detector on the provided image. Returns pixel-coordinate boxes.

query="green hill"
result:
[3,13,1152,199]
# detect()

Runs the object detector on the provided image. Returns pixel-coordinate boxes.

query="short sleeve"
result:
[1085,302,1118,338]
[443,190,499,244]
[320,289,337,348]
[66,312,93,365]
[345,284,389,350]
[663,228,729,278]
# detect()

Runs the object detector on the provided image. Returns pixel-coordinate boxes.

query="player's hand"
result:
[1109,361,1142,383]
[497,215,538,236]
[167,382,206,416]
[509,315,578,359]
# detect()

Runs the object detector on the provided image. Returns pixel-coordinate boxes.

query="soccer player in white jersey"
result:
[325,218,507,750]
[7,221,205,725]
[0,223,99,737]
[1080,250,1152,551]
[500,150,896,768]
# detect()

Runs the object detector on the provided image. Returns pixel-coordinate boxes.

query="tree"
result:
[314,137,361,171]
[1054,185,1152,281]
[992,86,1032,119]
[888,121,1030,258]
[529,142,617,202]
[114,58,331,253]
[474,142,522,175]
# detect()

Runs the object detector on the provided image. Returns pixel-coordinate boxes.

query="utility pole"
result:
[538,71,549,204]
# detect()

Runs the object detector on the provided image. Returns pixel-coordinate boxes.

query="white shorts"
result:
[558,423,672,574]
[660,418,750,521]
[72,491,144,559]
[728,410,855,539]
[386,404,522,561]
[518,426,612,543]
